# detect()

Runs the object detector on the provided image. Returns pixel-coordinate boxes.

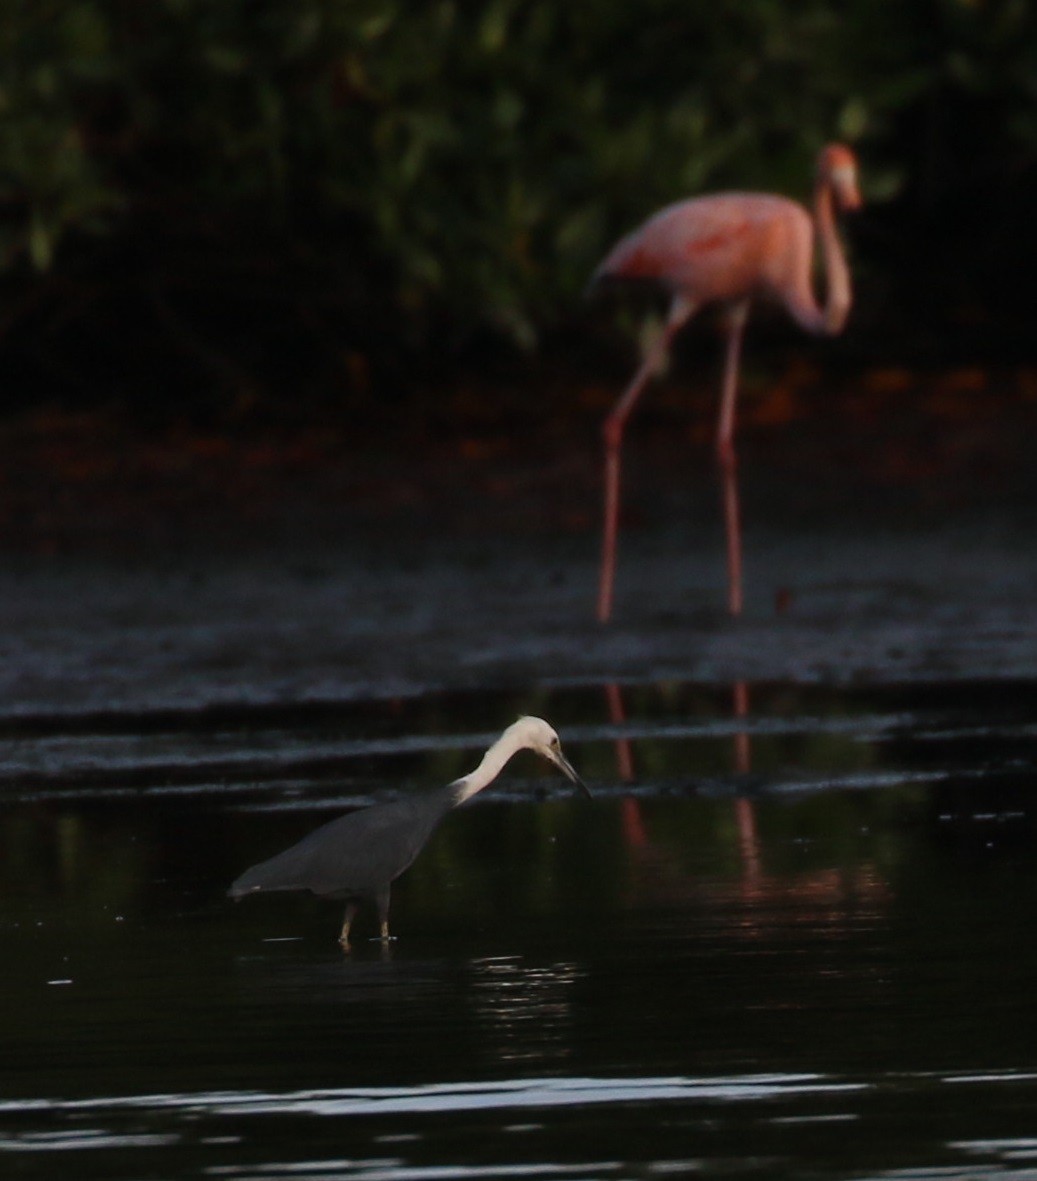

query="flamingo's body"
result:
[592,144,861,621]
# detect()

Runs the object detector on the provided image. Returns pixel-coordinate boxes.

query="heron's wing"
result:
[228,790,452,900]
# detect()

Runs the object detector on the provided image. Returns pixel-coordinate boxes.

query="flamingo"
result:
[590,143,862,622]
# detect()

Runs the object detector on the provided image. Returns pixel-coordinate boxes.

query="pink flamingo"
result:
[591,143,862,622]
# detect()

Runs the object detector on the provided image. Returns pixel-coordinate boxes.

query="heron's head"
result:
[818,143,862,213]
[512,716,592,799]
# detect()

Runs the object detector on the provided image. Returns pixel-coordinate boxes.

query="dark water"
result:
[4,680,1037,1180]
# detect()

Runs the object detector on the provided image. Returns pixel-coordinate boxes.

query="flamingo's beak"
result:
[833,166,863,213]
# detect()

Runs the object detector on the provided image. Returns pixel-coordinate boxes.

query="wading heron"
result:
[228,716,590,948]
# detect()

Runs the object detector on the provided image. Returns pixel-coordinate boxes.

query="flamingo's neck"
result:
[813,180,853,335]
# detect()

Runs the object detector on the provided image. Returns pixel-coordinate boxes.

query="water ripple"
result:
[0,1071,863,1121]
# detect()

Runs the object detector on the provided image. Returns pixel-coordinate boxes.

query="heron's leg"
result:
[339,902,358,951]
[375,886,392,943]
[715,301,749,617]
[598,295,697,623]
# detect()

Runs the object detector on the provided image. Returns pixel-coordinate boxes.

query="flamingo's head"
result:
[819,143,862,213]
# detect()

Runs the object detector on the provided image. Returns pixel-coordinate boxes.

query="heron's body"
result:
[592,144,861,621]
[228,717,589,948]
[228,789,452,902]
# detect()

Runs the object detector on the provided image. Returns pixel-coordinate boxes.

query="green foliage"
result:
[2,0,1037,399]
[1,2,120,269]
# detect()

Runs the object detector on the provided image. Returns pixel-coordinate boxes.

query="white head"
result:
[508,716,588,791]
[455,716,591,803]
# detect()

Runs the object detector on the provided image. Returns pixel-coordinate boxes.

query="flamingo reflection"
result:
[606,431,754,856]
[602,684,890,929]
[605,679,757,877]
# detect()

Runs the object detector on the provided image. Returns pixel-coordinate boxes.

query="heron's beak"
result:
[550,748,593,799]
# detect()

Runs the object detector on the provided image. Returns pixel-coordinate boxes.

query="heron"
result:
[228,716,590,948]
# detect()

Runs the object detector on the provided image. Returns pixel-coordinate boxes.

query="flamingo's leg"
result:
[598,295,696,622]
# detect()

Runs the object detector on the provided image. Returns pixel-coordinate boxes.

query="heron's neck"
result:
[812,180,853,335]
[450,734,519,805]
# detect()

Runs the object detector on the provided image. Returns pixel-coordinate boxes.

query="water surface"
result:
[3,680,1037,1179]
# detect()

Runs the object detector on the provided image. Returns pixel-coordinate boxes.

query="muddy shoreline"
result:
[1,507,1034,723]
[0,393,1034,721]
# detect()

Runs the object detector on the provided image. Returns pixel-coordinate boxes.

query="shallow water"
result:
[3,419,1037,1178]
[4,680,1037,1180]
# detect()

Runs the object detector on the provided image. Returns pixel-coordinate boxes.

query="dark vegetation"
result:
[3,0,1037,417]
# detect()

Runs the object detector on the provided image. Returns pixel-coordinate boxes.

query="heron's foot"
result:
[338,932,352,953]
[372,934,398,944]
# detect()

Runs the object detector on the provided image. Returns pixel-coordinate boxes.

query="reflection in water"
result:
[730,680,751,776]
[604,680,752,780]
[602,682,636,784]
[0,1070,866,1120]
[8,1068,1037,1180]
[469,955,582,1067]
[5,681,1037,1179]
[734,796,760,886]
[729,862,892,951]
[604,677,756,883]
[600,677,894,940]
[605,444,753,888]
[603,677,759,914]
